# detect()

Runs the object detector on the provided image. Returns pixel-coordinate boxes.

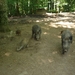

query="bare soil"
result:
[0,12,75,75]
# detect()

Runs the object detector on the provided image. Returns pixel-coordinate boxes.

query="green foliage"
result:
[64,0,75,11]
[7,0,48,16]
[7,0,75,16]
[0,0,8,25]
[48,10,58,13]
[0,0,9,32]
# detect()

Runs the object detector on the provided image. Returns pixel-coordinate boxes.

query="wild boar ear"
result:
[61,30,63,34]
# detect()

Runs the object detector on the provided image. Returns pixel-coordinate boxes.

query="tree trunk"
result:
[15,0,20,16]
[0,0,9,32]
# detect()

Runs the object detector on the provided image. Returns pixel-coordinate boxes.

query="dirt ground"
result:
[0,12,75,75]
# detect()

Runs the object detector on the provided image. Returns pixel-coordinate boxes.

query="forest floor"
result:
[0,12,75,75]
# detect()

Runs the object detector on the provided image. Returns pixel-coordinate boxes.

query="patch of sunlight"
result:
[46,13,52,16]
[59,17,69,20]
[44,17,57,22]
[59,12,75,17]
[49,21,75,29]
[44,18,50,21]
[45,23,48,25]
[56,21,75,28]
[56,21,73,25]
[58,36,61,38]
[36,20,40,22]
[36,19,44,22]
[52,51,57,54]
[43,32,48,35]
[49,23,58,28]
[48,59,54,63]
[46,12,56,16]
[5,52,11,56]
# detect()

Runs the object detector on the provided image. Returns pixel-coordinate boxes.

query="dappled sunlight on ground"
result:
[36,19,44,22]
[46,14,75,29]
[49,23,58,28]
[43,32,48,35]
[58,36,61,39]
[9,12,75,29]
[34,12,75,29]
[55,21,75,28]
[45,12,75,29]
[59,17,70,20]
